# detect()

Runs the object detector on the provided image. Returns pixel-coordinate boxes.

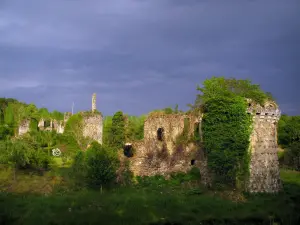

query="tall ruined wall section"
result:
[247,100,281,193]
[82,114,103,144]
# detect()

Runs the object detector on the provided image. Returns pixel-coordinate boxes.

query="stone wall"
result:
[82,114,103,144]
[143,113,199,154]
[123,100,282,193]
[18,119,30,136]
[247,100,281,193]
[122,113,209,179]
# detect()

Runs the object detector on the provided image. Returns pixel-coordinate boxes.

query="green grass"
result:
[0,168,299,225]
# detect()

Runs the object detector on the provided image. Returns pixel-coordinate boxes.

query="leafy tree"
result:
[103,116,113,145]
[51,110,64,121]
[124,115,145,142]
[278,115,300,170]
[64,113,89,149]
[71,150,87,183]
[109,111,125,150]
[190,77,270,112]
[85,142,119,188]
[4,103,15,126]
[0,125,12,140]
[38,108,50,119]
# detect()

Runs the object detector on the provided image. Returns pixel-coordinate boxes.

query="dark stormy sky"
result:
[0,0,299,116]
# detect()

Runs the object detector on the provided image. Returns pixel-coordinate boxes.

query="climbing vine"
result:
[202,96,252,187]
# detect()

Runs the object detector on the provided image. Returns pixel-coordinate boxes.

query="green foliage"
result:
[4,103,15,126]
[85,142,119,187]
[202,94,252,187]
[29,118,38,132]
[102,116,113,145]
[50,110,64,121]
[0,139,52,170]
[0,169,300,225]
[278,115,300,148]
[109,111,125,150]
[64,113,90,150]
[192,77,271,109]
[283,142,300,171]
[71,150,87,182]
[193,77,271,188]
[0,125,13,140]
[278,115,300,171]
[124,115,145,142]
[38,108,50,119]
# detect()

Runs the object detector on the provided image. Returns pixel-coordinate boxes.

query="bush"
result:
[283,142,300,171]
[85,142,119,188]
[71,150,87,182]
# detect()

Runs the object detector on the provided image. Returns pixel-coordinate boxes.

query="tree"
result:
[103,116,113,145]
[190,77,270,111]
[85,142,119,188]
[64,113,89,150]
[109,111,125,150]
[38,108,50,119]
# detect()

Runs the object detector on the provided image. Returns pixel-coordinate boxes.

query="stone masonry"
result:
[122,99,281,193]
[82,113,103,144]
[120,113,210,180]
[18,119,30,136]
[92,93,96,113]
[247,100,281,193]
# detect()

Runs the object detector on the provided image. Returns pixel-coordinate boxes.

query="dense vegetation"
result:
[278,115,300,171]
[0,77,299,225]
[197,77,270,188]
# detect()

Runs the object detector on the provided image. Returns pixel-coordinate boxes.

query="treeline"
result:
[278,115,300,171]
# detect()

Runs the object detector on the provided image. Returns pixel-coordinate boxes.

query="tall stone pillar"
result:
[92,93,96,112]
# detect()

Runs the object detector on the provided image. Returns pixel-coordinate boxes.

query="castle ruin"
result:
[18,94,103,145]
[120,100,282,193]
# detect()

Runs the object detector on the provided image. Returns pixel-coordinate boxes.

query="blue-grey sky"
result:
[0,0,299,116]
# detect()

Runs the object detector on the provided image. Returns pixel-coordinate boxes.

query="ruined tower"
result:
[247,100,282,193]
[92,93,96,112]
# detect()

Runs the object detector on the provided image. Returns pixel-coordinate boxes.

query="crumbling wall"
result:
[122,113,208,179]
[121,139,202,177]
[82,114,103,144]
[18,119,30,136]
[143,113,198,154]
[247,100,281,193]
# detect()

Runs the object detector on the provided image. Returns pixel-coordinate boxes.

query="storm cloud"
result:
[0,0,299,115]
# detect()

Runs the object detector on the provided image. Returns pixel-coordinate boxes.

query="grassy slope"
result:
[0,167,299,225]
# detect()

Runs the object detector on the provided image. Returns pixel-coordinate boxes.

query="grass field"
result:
[0,166,299,225]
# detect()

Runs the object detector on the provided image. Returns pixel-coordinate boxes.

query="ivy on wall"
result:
[202,96,252,187]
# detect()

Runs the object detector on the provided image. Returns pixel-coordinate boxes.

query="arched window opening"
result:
[124,144,134,158]
[157,128,164,141]
[191,159,196,166]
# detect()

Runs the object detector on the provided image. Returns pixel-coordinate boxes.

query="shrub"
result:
[71,150,87,183]
[85,142,119,188]
[283,142,300,171]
